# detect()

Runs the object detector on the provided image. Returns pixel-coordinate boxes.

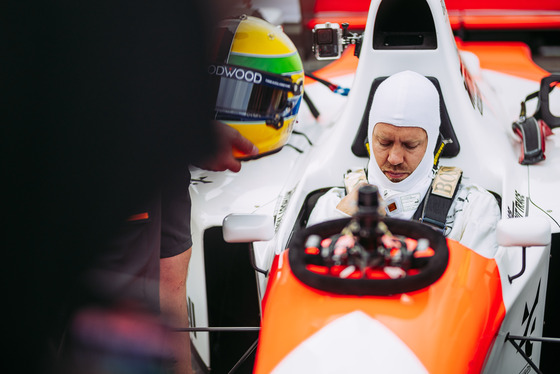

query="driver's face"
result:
[371,122,428,183]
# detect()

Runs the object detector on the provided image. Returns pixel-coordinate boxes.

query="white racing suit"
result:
[307,183,501,258]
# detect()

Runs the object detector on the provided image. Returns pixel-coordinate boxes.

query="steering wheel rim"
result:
[288,217,449,296]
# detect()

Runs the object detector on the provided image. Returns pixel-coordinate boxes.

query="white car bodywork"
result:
[187,0,559,371]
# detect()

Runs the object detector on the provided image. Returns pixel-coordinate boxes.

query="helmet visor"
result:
[209,64,302,121]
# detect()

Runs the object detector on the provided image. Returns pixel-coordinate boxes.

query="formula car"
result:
[186,0,560,372]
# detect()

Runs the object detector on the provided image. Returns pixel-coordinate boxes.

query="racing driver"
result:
[308,70,501,257]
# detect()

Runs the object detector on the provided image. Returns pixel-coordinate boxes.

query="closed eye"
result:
[404,142,420,149]
[376,139,392,147]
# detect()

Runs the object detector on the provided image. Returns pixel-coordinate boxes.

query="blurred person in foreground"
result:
[1,1,249,373]
[68,11,304,374]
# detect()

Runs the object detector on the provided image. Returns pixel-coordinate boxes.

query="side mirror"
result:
[496,216,551,247]
[535,74,560,129]
[222,214,275,243]
[497,216,551,283]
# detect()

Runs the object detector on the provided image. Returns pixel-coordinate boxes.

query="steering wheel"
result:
[288,217,449,296]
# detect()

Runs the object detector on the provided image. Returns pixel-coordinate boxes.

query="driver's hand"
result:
[336,181,387,216]
[195,121,258,172]
[336,181,369,216]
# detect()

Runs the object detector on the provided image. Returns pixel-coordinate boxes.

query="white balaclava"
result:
[367,70,440,219]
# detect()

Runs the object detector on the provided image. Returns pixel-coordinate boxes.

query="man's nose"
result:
[387,145,404,165]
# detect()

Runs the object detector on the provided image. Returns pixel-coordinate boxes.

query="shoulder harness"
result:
[413,166,463,231]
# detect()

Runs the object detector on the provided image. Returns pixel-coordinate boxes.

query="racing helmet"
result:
[209,15,304,159]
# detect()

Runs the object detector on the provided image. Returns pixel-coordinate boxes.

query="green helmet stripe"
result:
[228,53,303,75]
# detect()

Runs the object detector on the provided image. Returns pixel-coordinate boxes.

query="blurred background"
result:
[240,0,560,72]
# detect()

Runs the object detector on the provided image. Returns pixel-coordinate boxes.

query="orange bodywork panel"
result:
[304,44,359,83]
[456,39,550,82]
[305,40,549,85]
[255,239,506,374]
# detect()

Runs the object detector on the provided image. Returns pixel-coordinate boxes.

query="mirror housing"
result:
[223,214,275,243]
[496,216,551,247]
[535,74,560,129]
